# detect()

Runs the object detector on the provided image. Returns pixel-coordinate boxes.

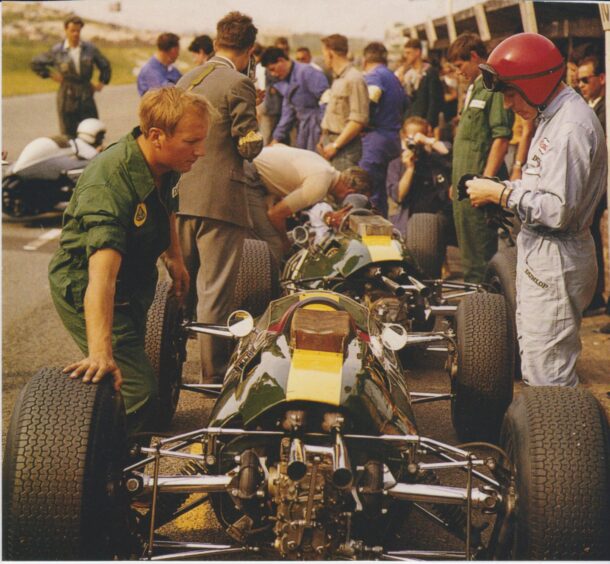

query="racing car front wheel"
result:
[145,280,186,429]
[405,212,446,279]
[500,387,609,559]
[484,246,520,379]
[233,238,280,317]
[2,367,131,560]
[451,292,513,442]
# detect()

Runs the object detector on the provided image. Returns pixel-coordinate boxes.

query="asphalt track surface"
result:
[3,86,609,557]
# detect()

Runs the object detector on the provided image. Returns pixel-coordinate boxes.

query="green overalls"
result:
[451,75,513,283]
[48,127,179,436]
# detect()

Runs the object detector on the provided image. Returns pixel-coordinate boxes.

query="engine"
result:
[221,408,385,559]
[268,436,351,559]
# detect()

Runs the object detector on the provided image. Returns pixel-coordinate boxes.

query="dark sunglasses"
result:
[577,75,598,85]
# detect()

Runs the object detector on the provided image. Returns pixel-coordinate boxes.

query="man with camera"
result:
[386,116,451,235]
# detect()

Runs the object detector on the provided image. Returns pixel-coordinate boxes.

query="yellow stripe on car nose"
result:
[286,349,343,405]
[362,235,402,262]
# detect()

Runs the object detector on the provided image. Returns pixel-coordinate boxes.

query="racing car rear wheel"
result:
[2,367,131,560]
[405,212,446,279]
[484,246,520,379]
[451,292,513,442]
[233,238,280,317]
[500,387,609,559]
[145,280,186,430]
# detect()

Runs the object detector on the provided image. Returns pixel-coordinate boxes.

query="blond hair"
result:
[139,86,214,136]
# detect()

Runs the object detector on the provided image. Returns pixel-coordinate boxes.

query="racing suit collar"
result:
[539,86,571,121]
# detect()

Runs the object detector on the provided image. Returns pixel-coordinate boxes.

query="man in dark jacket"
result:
[577,54,609,321]
[398,39,443,128]
[31,16,111,137]
[176,11,263,383]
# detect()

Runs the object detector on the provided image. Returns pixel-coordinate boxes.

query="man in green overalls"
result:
[448,33,513,283]
[48,87,210,437]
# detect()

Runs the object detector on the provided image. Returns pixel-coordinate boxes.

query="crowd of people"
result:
[30,11,609,438]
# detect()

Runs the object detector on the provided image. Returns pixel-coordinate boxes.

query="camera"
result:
[406,136,417,151]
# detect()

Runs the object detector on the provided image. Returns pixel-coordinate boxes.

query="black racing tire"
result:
[500,387,610,560]
[485,246,520,379]
[2,175,67,219]
[405,212,446,279]
[451,292,513,443]
[3,367,130,560]
[145,280,186,430]
[2,175,30,218]
[233,238,280,317]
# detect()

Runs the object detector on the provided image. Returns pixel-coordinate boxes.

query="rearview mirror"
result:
[227,310,254,338]
[289,225,310,246]
[381,323,408,351]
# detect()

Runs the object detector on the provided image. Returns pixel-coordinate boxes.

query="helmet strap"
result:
[536,75,565,112]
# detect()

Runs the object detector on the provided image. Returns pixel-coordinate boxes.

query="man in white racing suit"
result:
[466,33,607,387]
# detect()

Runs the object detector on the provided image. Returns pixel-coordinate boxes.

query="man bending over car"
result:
[48,87,210,438]
[245,143,371,261]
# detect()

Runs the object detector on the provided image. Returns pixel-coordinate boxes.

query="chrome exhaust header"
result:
[138,473,232,494]
[287,438,307,481]
[332,432,353,488]
[386,482,499,509]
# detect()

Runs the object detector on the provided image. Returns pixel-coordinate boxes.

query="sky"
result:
[41,0,484,39]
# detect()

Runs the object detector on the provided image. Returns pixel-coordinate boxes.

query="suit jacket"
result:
[592,97,606,135]
[405,63,443,128]
[176,56,261,227]
[31,40,111,86]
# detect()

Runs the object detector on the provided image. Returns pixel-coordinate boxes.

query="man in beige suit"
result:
[176,11,263,383]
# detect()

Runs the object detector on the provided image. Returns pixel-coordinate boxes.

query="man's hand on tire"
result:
[63,353,123,391]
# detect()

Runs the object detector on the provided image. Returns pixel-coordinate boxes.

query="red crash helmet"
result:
[479,33,565,109]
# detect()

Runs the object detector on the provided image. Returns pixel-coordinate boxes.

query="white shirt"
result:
[588,96,602,109]
[255,62,266,91]
[63,40,81,74]
[253,144,340,213]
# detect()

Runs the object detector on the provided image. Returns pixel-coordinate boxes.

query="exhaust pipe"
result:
[287,438,307,481]
[386,482,499,509]
[407,276,431,298]
[332,433,353,489]
[237,449,263,499]
[380,275,406,297]
[138,473,232,494]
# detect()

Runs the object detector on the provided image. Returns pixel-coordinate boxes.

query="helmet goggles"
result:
[479,63,507,92]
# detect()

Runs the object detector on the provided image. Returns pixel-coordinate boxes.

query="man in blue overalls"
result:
[359,42,407,217]
[466,33,607,388]
[261,47,329,151]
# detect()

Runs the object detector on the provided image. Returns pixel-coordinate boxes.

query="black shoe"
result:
[585,294,607,317]
[584,306,607,318]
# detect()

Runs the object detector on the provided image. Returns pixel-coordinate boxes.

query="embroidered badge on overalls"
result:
[134,203,147,227]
